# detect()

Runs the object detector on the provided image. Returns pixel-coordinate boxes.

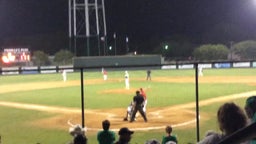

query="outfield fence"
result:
[1,60,256,75]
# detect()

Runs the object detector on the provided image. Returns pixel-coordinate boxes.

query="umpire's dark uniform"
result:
[130,91,148,122]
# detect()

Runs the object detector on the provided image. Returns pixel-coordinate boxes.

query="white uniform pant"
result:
[143,100,147,112]
[103,74,107,80]
[125,79,129,89]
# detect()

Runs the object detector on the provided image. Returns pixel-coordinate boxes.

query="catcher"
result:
[123,101,134,121]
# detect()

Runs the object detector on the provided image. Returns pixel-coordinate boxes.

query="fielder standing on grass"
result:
[124,71,130,89]
[146,70,151,80]
[62,69,67,82]
[198,65,203,76]
[102,68,108,81]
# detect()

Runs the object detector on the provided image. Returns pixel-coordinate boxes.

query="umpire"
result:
[130,91,148,122]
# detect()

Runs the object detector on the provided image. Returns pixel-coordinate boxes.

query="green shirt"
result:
[97,130,116,144]
[162,135,178,144]
[252,113,256,122]
[250,113,256,144]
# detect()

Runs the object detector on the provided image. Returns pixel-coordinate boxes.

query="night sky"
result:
[1,0,256,54]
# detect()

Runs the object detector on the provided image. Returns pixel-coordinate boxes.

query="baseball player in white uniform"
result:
[198,65,203,76]
[102,69,107,81]
[125,71,130,89]
[62,69,67,82]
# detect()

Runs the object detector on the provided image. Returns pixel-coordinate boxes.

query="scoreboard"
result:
[1,48,31,63]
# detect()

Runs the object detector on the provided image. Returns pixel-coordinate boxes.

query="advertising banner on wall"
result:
[21,66,39,74]
[252,62,256,68]
[59,65,74,72]
[178,64,194,69]
[1,67,19,75]
[233,62,250,68]
[198,64,212,69]
[161,65,176,69]
[40,66,56,73]
[213,63,231,68]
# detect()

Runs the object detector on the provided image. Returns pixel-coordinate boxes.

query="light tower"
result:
[69,0,107,56]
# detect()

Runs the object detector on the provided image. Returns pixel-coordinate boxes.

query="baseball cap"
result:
[118,127,134,135]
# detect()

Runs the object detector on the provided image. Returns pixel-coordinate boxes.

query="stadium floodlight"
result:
[165,45,169,50]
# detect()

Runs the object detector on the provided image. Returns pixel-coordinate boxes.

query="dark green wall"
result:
[73,55,162,69]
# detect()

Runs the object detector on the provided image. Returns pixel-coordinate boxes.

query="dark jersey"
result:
[133,94,144,105]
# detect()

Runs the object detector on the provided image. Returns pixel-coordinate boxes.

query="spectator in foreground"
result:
[97,119,116,144]
[67,123,87,144]
[245,96,256,122]
[161,125,178,144]
[74,134,87,144]
[245,96,256,144]
[115,127,134,144]
[198,102,248,144]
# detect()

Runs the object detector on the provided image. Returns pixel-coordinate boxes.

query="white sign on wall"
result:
[233,62,250,68]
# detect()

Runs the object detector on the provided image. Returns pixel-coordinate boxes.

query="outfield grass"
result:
[0,68,255,144]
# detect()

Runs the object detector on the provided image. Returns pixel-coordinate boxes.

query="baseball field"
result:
[0,68,256,144]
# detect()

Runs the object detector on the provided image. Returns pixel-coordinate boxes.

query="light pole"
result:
[113,33,117,55]
[230,41,233,60]
[109,46,112,55]
[165,44,169,50]
[100,36,106,56]
[162,44,169,57]
[126,36,129,53]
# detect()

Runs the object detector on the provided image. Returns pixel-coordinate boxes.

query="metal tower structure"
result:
[69,0,107,56]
